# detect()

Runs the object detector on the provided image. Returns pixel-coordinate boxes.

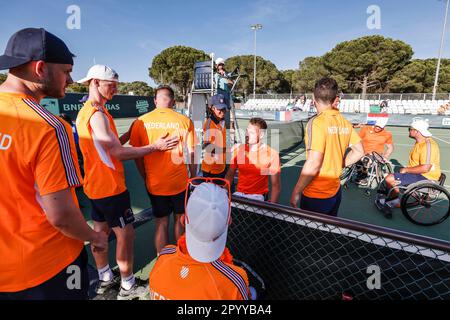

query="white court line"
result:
[433,136,450,145]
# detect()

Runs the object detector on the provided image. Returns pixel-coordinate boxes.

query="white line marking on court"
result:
[433,136,450,145]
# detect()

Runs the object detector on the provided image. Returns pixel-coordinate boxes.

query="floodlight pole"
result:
[251,24,262,98]
[432,0,449,100]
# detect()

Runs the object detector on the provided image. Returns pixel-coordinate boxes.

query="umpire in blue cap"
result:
[201,93,229,178]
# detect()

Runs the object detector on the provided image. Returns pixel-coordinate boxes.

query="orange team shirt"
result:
[303,109,361,199]
[358,125,393,155]
[408,138,441,181]
[149,245,250,300]
[130,108,196,196]
[231,144,280,195]
[76,100,127,200]
[0,92,84,292]
[202,118,227,174]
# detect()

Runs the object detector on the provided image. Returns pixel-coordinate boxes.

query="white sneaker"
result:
[117,278,149,300]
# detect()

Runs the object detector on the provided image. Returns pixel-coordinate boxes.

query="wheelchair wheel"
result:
[401,183,450,226]
[376,162,393,185]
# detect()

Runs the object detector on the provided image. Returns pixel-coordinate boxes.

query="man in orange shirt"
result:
[0,28,107,299]
[149,182,251,300]
[202,94,228,178]
[225,118,281,203]
[355,117,394,183]
[76,66,179,300]
[358,118,394,158]
[130,85,197,254]
[376,119,441,217]
[290,77,364,216]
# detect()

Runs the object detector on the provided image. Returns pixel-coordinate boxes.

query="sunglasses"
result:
[184,177,231,224]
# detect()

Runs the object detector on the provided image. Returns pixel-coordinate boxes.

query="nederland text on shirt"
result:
[0,133,12,151]
[327,126,350,135]
[144,122,181,130]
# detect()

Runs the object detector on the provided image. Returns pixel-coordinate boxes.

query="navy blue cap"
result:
[210,93,228,110]
[0,28,75,70]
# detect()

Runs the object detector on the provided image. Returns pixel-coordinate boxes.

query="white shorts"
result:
[233,192,265,202]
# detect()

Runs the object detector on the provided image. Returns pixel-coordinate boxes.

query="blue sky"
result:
[0,0,449,86]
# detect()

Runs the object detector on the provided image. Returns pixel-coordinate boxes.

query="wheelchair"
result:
[375,173,450,226]
[340,151,393,196]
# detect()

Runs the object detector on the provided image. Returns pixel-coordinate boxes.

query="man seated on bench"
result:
[376,119,441,216]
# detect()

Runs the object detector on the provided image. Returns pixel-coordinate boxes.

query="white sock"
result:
[121,274,136,291]
[98,265,113,282]
[386,198,400,208]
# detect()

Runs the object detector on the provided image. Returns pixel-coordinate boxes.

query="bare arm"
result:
[383,143,394,159]
[119,120,137,145]
[90,112,179,161]
[269,172,281,203]
[400,164,432,175]
[344,142,365,167]
[42,189,108,251]
[290,150,324,208]
[225,166,237,186]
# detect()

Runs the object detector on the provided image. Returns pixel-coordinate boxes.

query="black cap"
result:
[210,93,228,110]
[0,28,75,70]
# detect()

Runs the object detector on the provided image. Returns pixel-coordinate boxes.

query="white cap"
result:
[411,119,432,137]
[77,64,119,84]
[215,57,225,65]
[185,183,230,263]
[374,117,388,129]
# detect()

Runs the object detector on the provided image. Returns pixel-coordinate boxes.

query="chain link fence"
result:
[228,197,450,300]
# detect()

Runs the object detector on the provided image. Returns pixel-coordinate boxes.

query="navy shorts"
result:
[202,170,226,179]
[300,188,342,217]
[148,190,185,218]
[393,173,427,187]
[0,248,89,300]
[90,190,135,228]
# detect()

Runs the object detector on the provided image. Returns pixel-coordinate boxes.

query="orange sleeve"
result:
[229,265,251,300]
[186,119,197,153]
[419,140,433,165]
[308,119,326,153]
[349,127,362,146]
[129,119,144,147]
[34,125,82,196]
[358,127,366,139]
[386,132,393,145]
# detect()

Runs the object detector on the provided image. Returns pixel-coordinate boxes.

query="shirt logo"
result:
[144,122,181,130]
[180,266,189,279]
[327,126,350,135]
[0,133,12,151]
